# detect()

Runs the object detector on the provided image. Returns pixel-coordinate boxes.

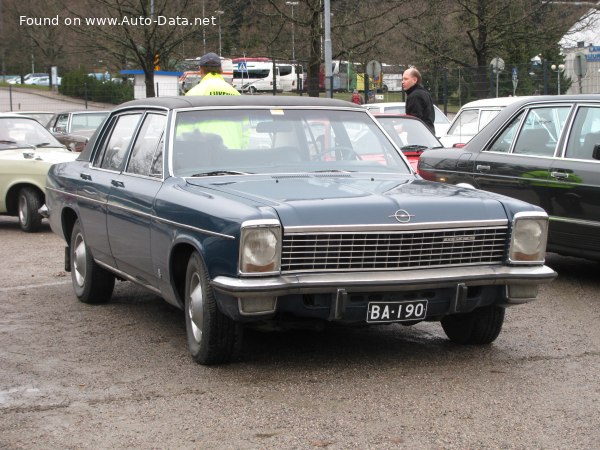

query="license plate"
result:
[366,300,428,323]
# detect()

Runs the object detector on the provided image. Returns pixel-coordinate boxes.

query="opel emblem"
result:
[390,209,414,223]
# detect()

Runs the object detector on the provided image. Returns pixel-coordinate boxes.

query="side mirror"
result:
[593,144,600,160]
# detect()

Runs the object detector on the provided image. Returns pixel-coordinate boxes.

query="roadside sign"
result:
[512,67,518,79]
[574,53,587,78]
[237,61,248,72]
[366,60,382,79]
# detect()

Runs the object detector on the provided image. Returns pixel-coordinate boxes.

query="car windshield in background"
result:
[70,112,109,132]
[171,108,409,177]
[376,116,443,149]
[0,117,62,149]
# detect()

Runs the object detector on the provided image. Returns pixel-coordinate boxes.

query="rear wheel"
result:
[441,305,505,344]
[184,251,241,365]
[70,220,115,304]
[18,187,42,232]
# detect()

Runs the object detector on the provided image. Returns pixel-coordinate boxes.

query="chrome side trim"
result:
[284,219,508,234]
[549,215,600,228]
[95,260,162,296]
[47,187,235,240]
[212,265,557,298]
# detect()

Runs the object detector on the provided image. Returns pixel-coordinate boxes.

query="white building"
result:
[559,7,600,94]
[120,70,182,99]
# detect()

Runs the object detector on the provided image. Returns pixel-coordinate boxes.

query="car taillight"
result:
[417,168,438,181]
[453,143,466,148]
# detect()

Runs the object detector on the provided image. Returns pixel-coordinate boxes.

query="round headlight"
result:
[242,228,278,270]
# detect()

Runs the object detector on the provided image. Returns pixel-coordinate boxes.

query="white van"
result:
[277,64,304,92]
[233,61,280,93]
[439,96,531,147]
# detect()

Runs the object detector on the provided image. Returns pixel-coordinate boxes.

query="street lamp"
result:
[215,10,224,56]
[285,1,299,61]
[551,63,565,95]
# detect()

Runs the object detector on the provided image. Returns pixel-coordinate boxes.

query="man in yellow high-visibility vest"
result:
[183,52,248,149]
[186,52,239,96]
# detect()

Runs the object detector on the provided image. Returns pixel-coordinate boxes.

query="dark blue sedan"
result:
[45,96,556,364]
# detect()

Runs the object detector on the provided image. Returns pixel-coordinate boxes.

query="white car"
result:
[0,114,77,232]
[363,102,451,137]
[439,96,531,148]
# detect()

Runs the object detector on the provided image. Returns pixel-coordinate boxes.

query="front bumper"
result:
[212,264,556,298]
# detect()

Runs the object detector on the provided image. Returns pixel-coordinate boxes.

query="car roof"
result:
[457,96,534,109]
[116,96,358,111]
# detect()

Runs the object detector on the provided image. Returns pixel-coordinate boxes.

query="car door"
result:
[548,104,600,257]
[106,112,166,288]
[77,112,143,267]
[472,105,572,209]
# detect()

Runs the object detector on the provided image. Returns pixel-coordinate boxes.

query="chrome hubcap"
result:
[18,195,27,225]
[188,272,204,343]
[73,233,87,287]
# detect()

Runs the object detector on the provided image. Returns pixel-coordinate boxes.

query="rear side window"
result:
[126,113,166,177]
[487,111,524,153]
[512,107,570,156]
[96,113,142,171]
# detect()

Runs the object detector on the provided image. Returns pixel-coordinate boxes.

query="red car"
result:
[372,113,444,170]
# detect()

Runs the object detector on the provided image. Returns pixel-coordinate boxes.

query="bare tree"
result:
[62,0,214,97]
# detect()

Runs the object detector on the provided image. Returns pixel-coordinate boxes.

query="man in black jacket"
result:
[402,67,436,134]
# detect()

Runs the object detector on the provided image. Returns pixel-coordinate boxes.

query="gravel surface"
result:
[1,217,599,449]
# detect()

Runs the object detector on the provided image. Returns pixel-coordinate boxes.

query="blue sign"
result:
[237,61,248,72]
[512,67,518,79]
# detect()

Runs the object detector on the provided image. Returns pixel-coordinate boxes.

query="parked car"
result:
[47,110,109,152]
[11,111,55,128]
[45,96,555,365]
[0,114,76,231]
[364,102,451,137]
[418,94,600,261]
[372,113,444,170]
[6,73,47,84]
[439,96,531,148]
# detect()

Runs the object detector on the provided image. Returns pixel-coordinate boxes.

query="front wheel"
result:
[70,220,115,304]
[441,305,505,344]
[18,187,42,232]
[184,252,241,365]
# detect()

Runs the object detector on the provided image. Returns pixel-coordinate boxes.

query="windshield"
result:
[376,116,442,149]
[171,108,410,177]
[0,117,62,149]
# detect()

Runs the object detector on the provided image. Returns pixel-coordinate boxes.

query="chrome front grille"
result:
[281,226,508,273]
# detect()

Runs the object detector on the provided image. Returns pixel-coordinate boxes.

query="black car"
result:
[418,94,600,261]
[44,96,555,365]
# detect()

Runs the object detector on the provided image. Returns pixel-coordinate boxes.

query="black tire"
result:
[184,251,241,365]
[70,220,115,304]
[18,187,42,232]
[441,305,505,345]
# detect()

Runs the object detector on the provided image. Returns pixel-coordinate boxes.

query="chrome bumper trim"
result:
[211,265,557,297]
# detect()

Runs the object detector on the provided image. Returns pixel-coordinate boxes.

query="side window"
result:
[96,113,142,171]
[512,107,570,157]
[479,110,500,130]
[448,110,478,136]
[487,111,524,153]
[149,137,164,178]
[126,114,166,176]
[54,114,69,131]
[566,106,600,160]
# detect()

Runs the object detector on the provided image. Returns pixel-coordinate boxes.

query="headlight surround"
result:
[239,220,281,275]
[509,212,549,265]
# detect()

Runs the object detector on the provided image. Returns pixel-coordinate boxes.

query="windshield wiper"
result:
[34,142,51,147]
[0,140,18,144]
[189,170,249,177]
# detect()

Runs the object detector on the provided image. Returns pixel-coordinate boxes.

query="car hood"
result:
[187,174,518,227]
[0,147,77,164]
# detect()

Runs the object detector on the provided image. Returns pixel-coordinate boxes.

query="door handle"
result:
[111,179,125,188]
[476,164,490,172]
[550,171,569,180]
[80,173,92,181]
